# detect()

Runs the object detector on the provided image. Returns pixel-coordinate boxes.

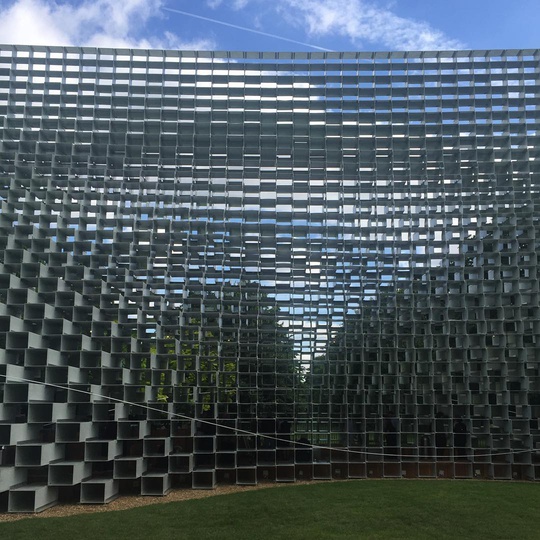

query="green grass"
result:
[1,480,539,540]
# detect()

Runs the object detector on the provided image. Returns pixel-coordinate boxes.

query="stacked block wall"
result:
[0,46,539,510]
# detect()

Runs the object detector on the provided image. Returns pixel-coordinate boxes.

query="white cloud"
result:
[207,0,250,9]
[233,0,250,8]
[0,0,216,49]
[0,0,464,52]
[278,0,465,50]
[208,0,464,50]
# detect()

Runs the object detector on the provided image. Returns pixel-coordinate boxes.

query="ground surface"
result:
[0,480,313,522]
[1,480,539,539]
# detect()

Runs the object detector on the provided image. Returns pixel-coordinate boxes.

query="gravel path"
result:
[0,480,332,523]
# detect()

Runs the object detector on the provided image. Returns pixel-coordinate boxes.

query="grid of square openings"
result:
[0,46,539,507]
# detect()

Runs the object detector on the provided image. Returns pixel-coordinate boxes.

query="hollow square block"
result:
[141,473,171,496]
[192,470,216,490]
[48,461,92,486]
[8,485,58,513]
[80,479,119,504]
[113,457,146,479]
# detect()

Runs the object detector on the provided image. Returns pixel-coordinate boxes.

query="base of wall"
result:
[1,461,538,513]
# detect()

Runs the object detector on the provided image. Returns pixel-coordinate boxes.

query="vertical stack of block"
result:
[0,46,539,512]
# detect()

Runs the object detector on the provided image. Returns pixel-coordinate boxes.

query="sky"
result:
[0,0,538,52]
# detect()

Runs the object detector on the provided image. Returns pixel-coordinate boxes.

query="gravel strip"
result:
[0,480,333,523]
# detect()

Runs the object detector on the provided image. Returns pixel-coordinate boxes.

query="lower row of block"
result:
[2,461,537,512]
[4,476,164,512]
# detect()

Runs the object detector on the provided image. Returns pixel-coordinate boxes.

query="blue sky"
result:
[0,0,538,52]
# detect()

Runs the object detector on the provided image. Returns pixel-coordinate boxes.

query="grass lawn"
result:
[1,480,539,539]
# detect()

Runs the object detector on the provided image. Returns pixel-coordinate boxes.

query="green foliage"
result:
[156,389,169,403]
[156,372,169,403]
[175,280,301,415]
